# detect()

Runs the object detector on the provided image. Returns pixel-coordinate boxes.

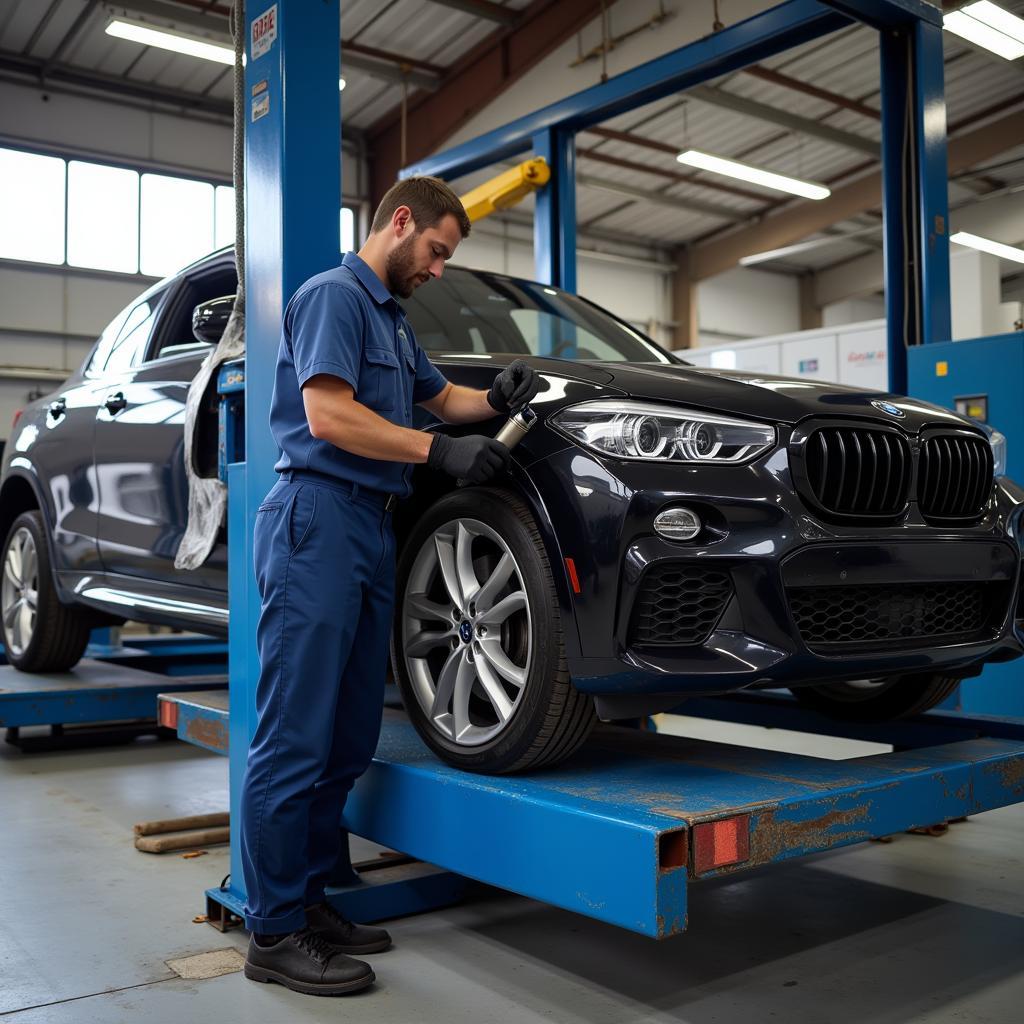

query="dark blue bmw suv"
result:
[2,247,1021,771]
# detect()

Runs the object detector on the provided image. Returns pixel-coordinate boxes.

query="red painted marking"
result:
[565,557,581,594]
[693,814,751,874]
[158,700,179,731]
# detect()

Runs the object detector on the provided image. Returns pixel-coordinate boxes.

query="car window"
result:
[147,266,237,362]
[89,291,166,375]
[402,268,671,363]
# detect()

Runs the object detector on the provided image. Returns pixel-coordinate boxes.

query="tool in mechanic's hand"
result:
[494,403,537,448]
[452,404,537,487]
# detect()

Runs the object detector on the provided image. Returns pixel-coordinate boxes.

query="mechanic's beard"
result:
[385,234,421,299]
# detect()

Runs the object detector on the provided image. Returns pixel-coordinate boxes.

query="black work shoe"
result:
[305,901,392,954]
[244,927,375,995]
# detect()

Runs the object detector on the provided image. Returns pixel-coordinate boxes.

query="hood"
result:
[596,362,973,433]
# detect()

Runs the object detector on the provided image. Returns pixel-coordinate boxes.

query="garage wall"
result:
[452,227,674,344]
[696,267,801,345]
[0,82,372,438]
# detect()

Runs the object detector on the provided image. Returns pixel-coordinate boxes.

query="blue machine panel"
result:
[909,334,1024,716]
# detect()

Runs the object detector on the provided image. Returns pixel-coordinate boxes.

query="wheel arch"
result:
[398,461,583,662]
[0,470,70,600]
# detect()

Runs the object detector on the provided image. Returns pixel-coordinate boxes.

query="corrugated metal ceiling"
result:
[0,0,1021,272]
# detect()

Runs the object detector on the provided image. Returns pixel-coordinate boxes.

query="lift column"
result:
[222,0,341,917]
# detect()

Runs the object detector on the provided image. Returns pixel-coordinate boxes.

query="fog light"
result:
[654,507,701,540]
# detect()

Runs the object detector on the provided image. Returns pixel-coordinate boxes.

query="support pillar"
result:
[533,128,577,293]
[799,272,822,331]
[671,245,698,349]
[879,17,951,393]
[224,0,341,915]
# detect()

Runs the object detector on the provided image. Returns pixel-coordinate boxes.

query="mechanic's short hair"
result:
[371,176,471,238]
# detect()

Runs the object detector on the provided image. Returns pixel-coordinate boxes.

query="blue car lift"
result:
[0,633,227,751]
[189,0,1024,939]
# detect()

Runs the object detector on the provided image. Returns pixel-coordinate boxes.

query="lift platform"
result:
[173,690,1024,939]
[0,636,227,751]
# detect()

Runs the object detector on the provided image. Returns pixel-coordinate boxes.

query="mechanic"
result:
[240,176,540,997]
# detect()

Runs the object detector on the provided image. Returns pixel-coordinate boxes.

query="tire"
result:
[1,510,91,673]
[789,673,961,720]
[391,487,595,773]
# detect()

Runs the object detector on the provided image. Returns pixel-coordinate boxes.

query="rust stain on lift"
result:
[185,715,229,754]
[984,757,1024,796]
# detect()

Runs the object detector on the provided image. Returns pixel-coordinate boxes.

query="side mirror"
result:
[192,294,236,345]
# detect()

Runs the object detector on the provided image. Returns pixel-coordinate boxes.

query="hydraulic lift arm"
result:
[458,157,551,223]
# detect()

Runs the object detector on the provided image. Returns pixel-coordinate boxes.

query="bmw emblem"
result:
[459,621,473,644]
[871,400,905,418]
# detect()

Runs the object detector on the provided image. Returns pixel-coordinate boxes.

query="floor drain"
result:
[166,948,246,979]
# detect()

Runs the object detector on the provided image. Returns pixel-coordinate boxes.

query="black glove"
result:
[487,359,540,414]
[428,433,510,484]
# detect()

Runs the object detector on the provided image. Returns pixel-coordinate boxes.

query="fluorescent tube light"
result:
[339,77,346,90]
[951,230,1024,263]
[943,9,1024,60]
[962,2,1024,44]
[106,18,234,65]
[676,149,830,200]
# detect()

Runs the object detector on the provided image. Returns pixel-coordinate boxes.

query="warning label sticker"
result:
[252,92,270,122]
[251,5,277,61]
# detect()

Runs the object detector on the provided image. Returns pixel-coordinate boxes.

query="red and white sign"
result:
[251,5,277,60]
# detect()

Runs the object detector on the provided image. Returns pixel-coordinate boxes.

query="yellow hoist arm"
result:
[458,157,551,224]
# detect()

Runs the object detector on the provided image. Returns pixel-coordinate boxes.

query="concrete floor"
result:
[1,722,1022,1023]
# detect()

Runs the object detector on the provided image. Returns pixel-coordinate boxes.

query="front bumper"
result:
[525,441,1024,702]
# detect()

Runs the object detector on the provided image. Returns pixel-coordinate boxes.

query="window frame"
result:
[85,285,171,378]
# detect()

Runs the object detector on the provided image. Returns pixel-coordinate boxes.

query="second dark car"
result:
[2,248,1021,771]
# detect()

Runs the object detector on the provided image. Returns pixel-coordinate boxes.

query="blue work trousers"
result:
[240,472,395,934]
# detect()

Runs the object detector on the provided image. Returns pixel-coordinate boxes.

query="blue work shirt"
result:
[270,252,449,498]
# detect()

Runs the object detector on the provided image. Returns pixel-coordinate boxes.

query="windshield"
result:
[401,267,674,363]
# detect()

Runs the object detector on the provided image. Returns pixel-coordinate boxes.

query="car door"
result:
[25,373,108,575]
[92,284,226,590]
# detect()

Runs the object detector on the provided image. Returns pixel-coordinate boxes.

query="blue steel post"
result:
[878,7,950,393]
[223,1,341,915]
[913,18,951,346]
[532,128,577,294]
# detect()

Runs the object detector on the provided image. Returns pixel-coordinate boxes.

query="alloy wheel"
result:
[401,517,532,746]
[2,527,39,657]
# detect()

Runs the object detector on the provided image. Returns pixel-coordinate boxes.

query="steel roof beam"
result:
[692,107,1024,280]
[341,50,439,91]
[424,0,519,25]
[688,84,880,158]
[401,1,852,182]
[577,174,747,222]
[741,65,882,121]
[0,48,233,116]
[43,0,100,71]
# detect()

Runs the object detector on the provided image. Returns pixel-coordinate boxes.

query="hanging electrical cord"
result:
[173,0,247,571]
[229,0,246,316]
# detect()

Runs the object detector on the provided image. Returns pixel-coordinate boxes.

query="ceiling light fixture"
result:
[339,78,346,90]
[951,230,1024,263]
[676,149,830,200]
[943,3,1024,60]
[106,18,234,64]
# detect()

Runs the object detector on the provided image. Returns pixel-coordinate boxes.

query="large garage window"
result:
[0,145,360,279]
[67,161,140,274]
[140,174,216,278]
[215,185,236,251]
[0,147,66,264]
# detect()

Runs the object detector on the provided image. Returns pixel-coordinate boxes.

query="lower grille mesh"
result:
[628,565,732,646]
[788,581,1007,649]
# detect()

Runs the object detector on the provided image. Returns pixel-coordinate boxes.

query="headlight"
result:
[990,429,1007,476]
[551,401,776,464]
